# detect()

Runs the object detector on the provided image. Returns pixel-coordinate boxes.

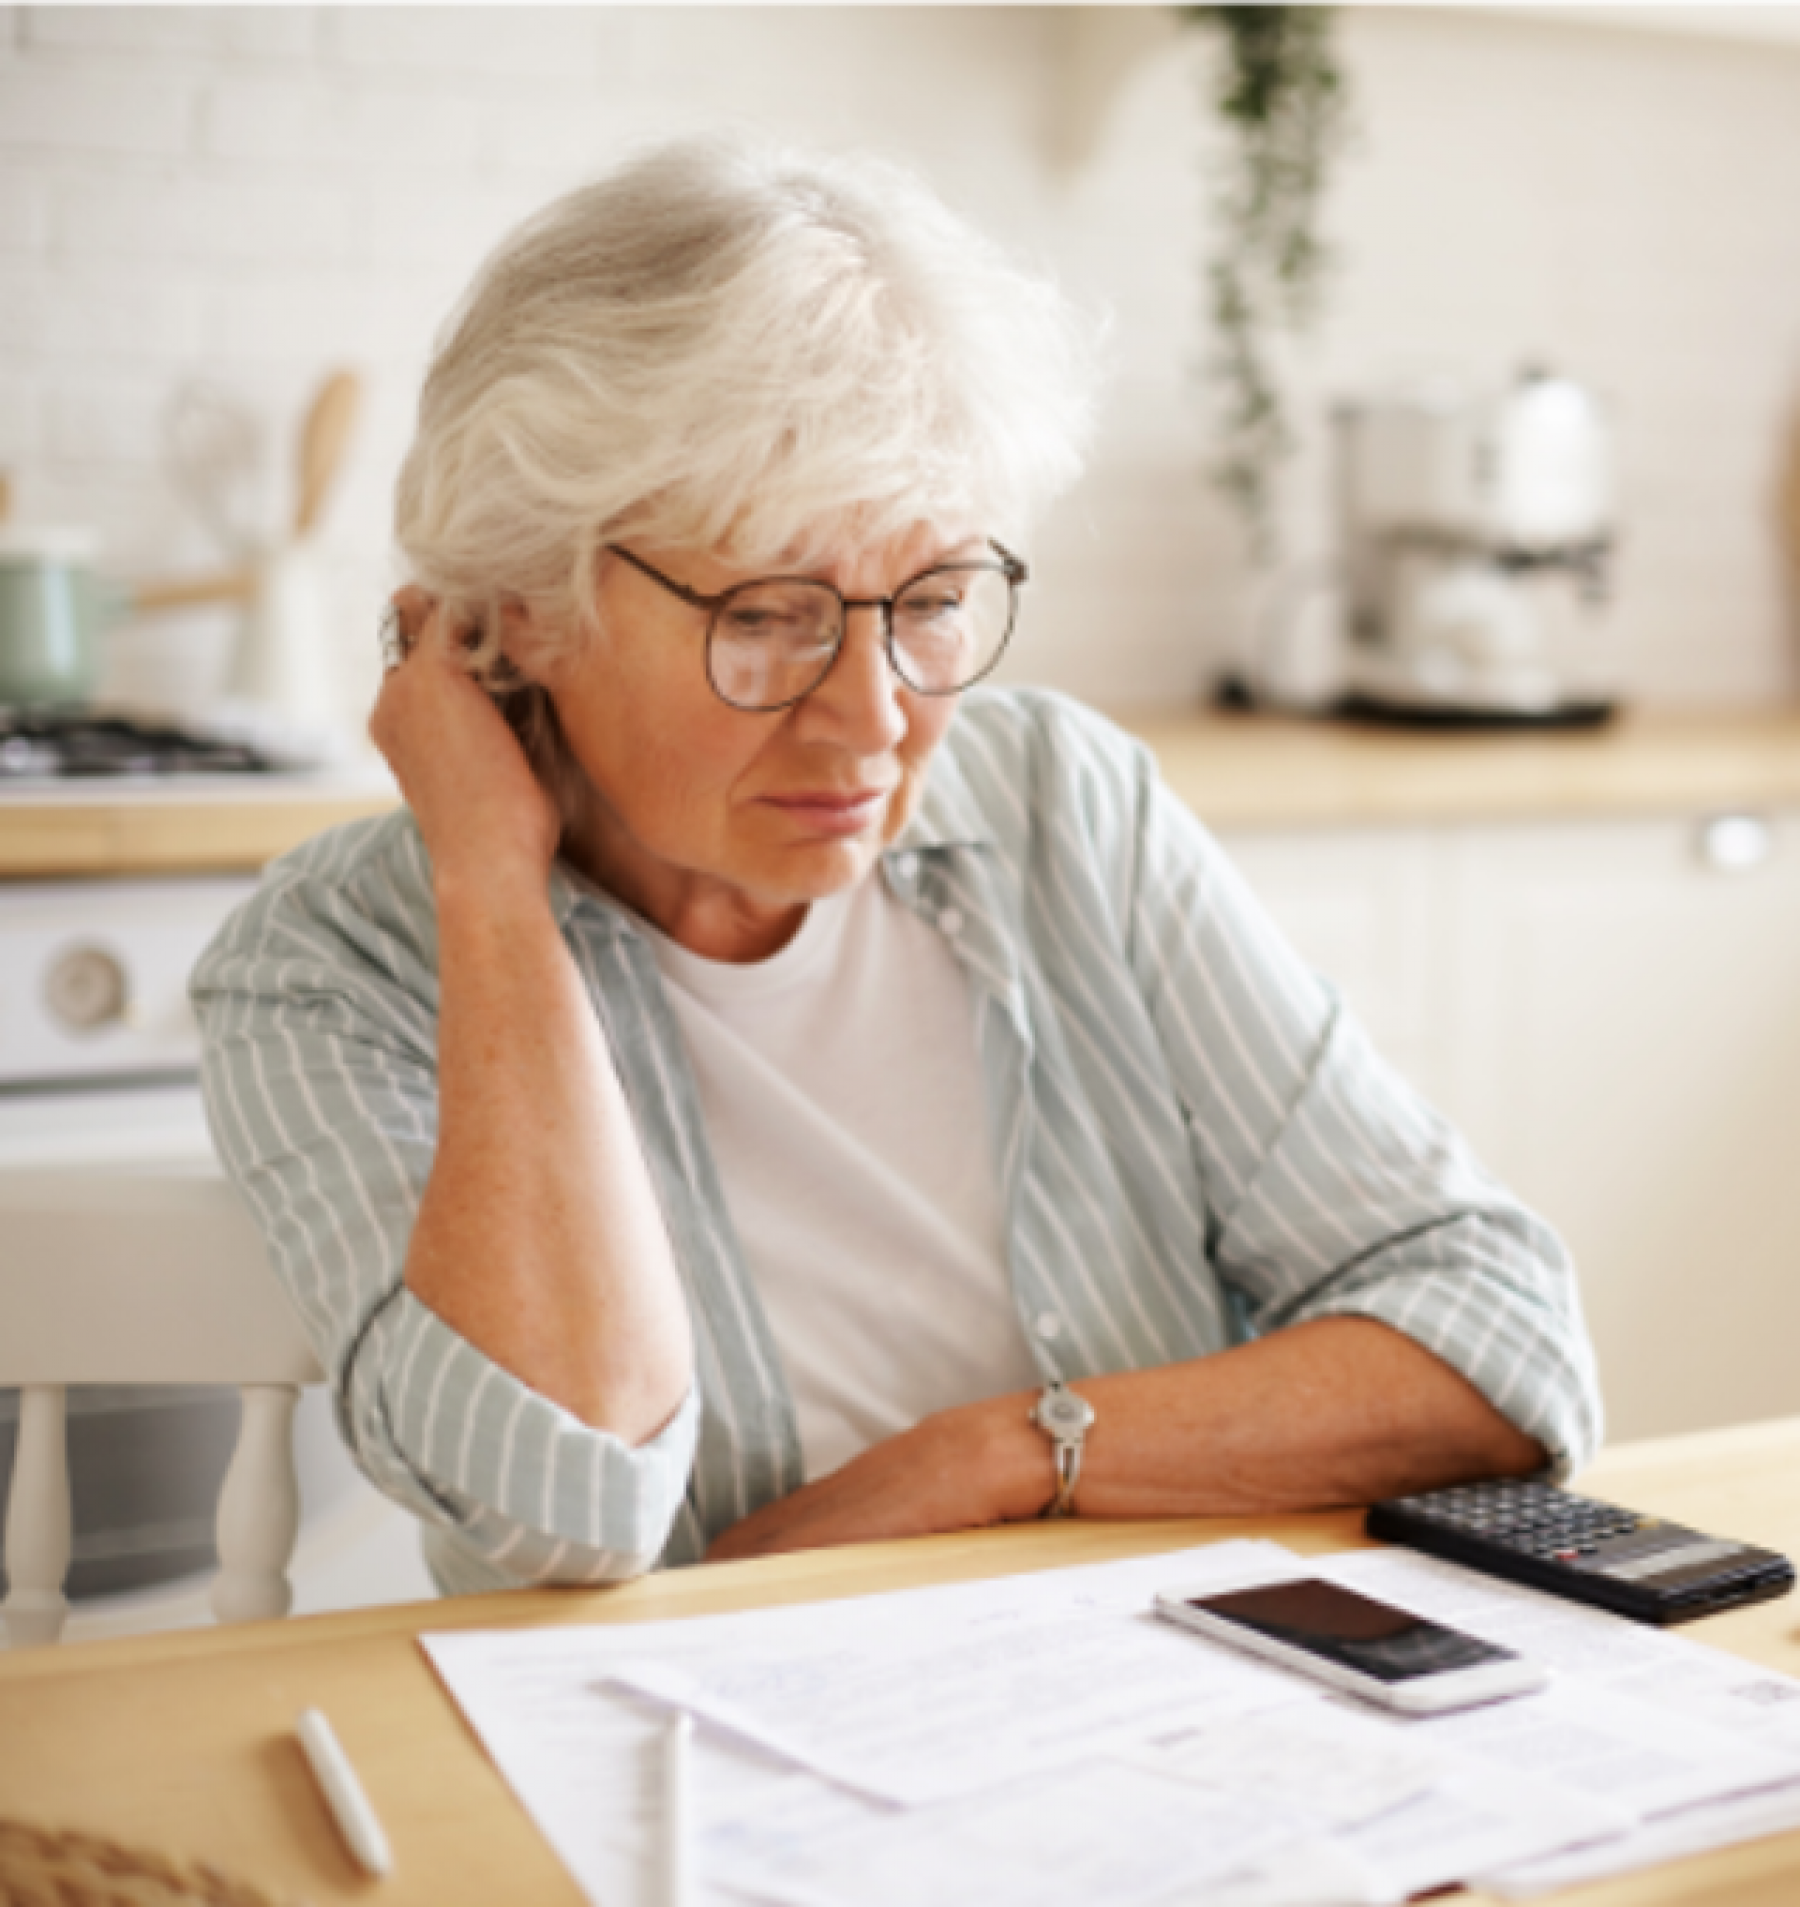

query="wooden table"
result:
[3,1418,1798,1905]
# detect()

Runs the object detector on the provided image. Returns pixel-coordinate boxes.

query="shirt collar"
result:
[888,708,1000,859]
[548,856,627,934]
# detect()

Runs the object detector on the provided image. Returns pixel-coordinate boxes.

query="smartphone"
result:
[1153,1574,1547,1715]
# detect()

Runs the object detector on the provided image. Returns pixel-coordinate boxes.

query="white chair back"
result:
[0,1171,320,1647]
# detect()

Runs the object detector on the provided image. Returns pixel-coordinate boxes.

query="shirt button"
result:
[1035,1311,1063,1342]
[894,851,920,881]
[938,907,964,937]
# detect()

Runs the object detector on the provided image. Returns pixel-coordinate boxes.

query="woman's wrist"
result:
[944,1390,1063,1525]
[433,862,559,936]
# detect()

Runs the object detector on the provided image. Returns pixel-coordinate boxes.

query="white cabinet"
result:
[1443,813,1800,1444]
[1216,809,1800,1444]
[1219,828,1449,1105]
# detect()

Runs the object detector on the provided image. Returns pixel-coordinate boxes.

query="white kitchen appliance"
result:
[1335,369,1619,725]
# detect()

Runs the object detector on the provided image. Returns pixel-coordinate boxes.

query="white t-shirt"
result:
[646,874,1040,1482]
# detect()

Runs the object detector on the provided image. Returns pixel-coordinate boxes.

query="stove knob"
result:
[45,944,130,1032]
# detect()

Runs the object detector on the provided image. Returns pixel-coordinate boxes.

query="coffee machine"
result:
[1335,369,1619,725]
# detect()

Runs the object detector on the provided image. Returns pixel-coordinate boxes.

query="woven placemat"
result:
[0,1820,294,1907]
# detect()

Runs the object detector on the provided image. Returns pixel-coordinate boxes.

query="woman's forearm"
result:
[984,1317,1545,1524]
[706,1316,1544,1561]
[405,872,691,1441]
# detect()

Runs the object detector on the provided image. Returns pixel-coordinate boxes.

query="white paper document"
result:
[1334,1763,1629,1900]
[422,1537,1800,1907]
[729,1757,1306,1907]
[1114,1706,1443,1831]
[603,1570,1311,1805]
[1479,1780,1800,1898]
[1319,1550,1800,1803]
[1314,1546,1800,1892]
[1193,1837,1395,1907]
[423,1540,1316,1905]
[1359,1675,1794,1820]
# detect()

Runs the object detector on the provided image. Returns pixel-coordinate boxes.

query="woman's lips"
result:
[761,787,892,837]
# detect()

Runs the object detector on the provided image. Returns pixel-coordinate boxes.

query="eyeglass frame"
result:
[603,538,1030,714]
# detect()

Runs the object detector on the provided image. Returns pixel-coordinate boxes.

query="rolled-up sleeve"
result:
[190,827,699,1588]
[1126,761,1604,1478]
[354,1290,699,1582]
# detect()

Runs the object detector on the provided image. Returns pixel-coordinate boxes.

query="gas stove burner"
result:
[0,710,275,780]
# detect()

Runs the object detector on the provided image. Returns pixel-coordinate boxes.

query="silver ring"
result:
[378,605,409,674]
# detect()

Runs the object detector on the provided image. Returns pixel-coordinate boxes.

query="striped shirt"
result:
[191,688,1602,1597]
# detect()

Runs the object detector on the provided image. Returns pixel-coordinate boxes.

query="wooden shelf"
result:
[0,783,398,880]
[1118,704,1800,833]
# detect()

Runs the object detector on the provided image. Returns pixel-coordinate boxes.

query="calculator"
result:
[1366,1478,1795,1625]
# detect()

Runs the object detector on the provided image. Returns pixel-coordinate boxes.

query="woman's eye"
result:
[902,589,965,620]
[723,608,806,640]
[720,587,835,644]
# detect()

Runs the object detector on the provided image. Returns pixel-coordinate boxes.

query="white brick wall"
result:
[50,172,352,270]
[0,63,198,157]
[0,4,1797,728]
[22,6,315,60]
[0,167,42,251]
[326,6,610,84]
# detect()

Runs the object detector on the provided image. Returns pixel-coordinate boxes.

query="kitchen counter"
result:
[0,770,399,878]
[1117,703,1800,831]
[5,707,1800,878]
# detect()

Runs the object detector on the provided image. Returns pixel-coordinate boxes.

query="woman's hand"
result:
[705,1395,1052,1563]
[382,582,694,1440]
[705,1319,1547,1566]
[369,587,562,900]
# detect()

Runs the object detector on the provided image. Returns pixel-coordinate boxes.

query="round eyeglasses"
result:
[605,540,1028,714]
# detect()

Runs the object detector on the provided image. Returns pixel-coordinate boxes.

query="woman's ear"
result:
[504,596,594,696]
[496,598,552,687]
[390,584,437,651]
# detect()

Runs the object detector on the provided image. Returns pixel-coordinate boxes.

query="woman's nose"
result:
[800,605,908,749]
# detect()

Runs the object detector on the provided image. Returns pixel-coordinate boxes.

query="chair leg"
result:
[3,1384,72,1649]
[211,1383,301,1625]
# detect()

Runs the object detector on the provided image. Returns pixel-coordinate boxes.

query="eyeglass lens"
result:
[708,564,1016,711]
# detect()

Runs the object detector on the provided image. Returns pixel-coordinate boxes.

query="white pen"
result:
[663,1710,692,1907]
[297,1707,394,1878]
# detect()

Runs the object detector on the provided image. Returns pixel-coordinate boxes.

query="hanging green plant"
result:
[1179,6,1351,559]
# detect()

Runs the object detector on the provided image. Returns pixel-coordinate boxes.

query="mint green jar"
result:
[0,530,113,707]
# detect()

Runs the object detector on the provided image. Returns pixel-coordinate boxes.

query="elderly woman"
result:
[192,138,1600,1598]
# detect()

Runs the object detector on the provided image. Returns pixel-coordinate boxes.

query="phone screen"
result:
[1188,1579,1518,1684]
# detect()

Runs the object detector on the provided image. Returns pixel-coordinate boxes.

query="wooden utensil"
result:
[129,369,361,617]
[1781,406,1800,584]
[293,370,360,539]
[131,567,259,615]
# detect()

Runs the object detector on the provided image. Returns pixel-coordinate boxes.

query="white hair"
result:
[392,135,1104,803]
